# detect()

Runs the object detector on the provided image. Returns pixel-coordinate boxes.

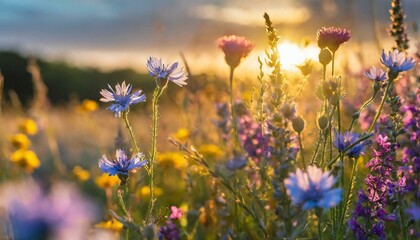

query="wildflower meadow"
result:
[0,0,419,239]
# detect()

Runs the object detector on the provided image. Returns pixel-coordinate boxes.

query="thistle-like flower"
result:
[364,67,388,81]
[284,165,342,210]
[146,57,188,87]
[99,81,146,117]
[217,35,254,69]
[317,26,351,52]
[98,149,147,176]
[380,49,416,73]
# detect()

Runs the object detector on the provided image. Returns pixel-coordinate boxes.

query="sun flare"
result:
[277,41,319,70]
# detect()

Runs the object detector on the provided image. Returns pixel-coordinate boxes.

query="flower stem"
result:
[367,73,397,133]
[146,86,164,223]
[229,67,240,149]
[298,132,305,167]
[331,52,336,77]
[122,111,140,154]
[337,158,357,239]
[118,184,131,239]
[316,209,323,240]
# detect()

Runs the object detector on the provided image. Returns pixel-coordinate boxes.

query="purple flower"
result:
[364,67,388,81]
[226,155,248,171]
[0,180,97,240]
[98,149,147,176]
[317,27,351,52]
[380,49,416,73]
[100,81,146,117]
[284,165,342,210]
[147,57,188,87]
[159,221,180,240]
[406,204,420,221]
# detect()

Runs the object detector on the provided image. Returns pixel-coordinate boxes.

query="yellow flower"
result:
[157,152,188,169]
[9,133,31,149]
[198,144,223,160]
[19,119,38,135]
[95,219,123,232]
[136,186,163,200]
[10,149,41,173]
[78,99,98,113]
[173,128,189,142]
[189,165,209,176]
[95,173,120,189]
[72,166,90,182]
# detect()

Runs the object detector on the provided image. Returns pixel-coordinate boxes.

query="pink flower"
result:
[217,35,254,69]
[317,27,351,52]
[170,206,182,220]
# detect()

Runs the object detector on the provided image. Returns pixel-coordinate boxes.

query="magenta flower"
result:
[317,27,351,52]
[364,67,388,81]
[170,206,182,220]
[217,35,254,69]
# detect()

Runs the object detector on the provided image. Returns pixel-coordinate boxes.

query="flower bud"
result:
[292,117,305,133]
[318,115,329,130]
[330,93,340,106]
[319,49,332,66]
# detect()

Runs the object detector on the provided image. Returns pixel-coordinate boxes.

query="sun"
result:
[277,41,319,71]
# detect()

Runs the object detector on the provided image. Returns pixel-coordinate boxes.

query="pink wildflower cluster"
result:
[217,35,254,69]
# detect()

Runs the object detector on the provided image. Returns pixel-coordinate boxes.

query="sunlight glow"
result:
[277,41,319,70]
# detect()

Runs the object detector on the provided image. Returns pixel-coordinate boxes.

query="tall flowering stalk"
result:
[146,57,188,223]
[389,0,409,51]
[217,35,254,148]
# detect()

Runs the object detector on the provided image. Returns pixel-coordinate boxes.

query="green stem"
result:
[146,86,164,223]
[337,158,357,239]
[316,209,323,240]
[310,130,322,165]
[367,73,397,133]
[331,52,336,77]
[229,67,240,149]
[298,132,305,167]
[118,184,131,239]
[122,111,140,154]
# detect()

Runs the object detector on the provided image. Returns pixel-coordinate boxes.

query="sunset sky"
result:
[0,0,419,74]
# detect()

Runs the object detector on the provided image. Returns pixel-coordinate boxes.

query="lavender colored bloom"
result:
[100,81,146,117]
[364,67,388,81]
[406,204,420,221]
[147,57,188,87]
[0,180,96,240]
[317,26,351,52]
[380,49,416,73]
[98,149,147,176]
[284,165,342,210]
[226,155,248,171]
[158,221,180,240]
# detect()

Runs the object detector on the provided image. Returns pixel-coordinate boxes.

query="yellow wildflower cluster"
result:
[172,128,190,142]
[157,151,187,169]
[136,186,163,200]
[77,99,98,113]
[19,118,38,135]
[95,218,124,232]
[9,119,40,173]
[72,166,90,182]
[95,173,120,189]
[198,144,223,160]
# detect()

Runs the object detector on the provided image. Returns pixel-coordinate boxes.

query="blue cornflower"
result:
[285,165,342,210]
[147,57,188,87]
[100,81,146,117]
[364,67,388,81]
[98,149,147,176]
[333,129,360,151]
[380,49,416,73]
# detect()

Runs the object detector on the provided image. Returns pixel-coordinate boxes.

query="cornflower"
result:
[99,81,146,117]
[147,57,188,87]
[98,149,147,176]
[380,49,416,73]
[217,35,254,69]
[284,165,342,210]
[333,129,366,158]
[364,67,388,81]
[317,27,351,52]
